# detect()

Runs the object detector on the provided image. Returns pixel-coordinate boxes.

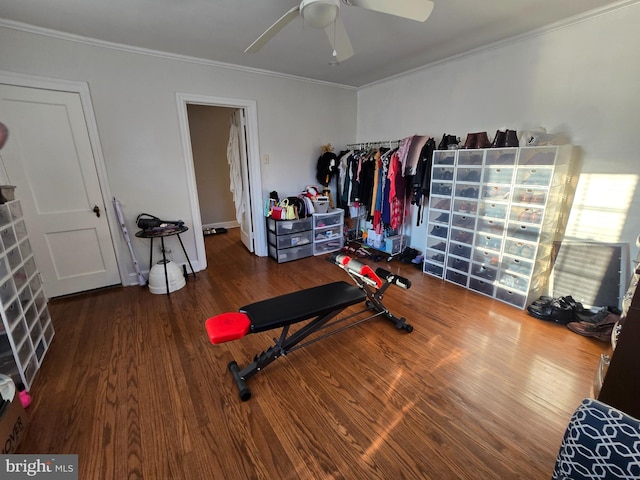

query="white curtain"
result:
[227,114,244,224]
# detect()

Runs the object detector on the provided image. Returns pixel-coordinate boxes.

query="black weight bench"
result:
[206,254,413,401]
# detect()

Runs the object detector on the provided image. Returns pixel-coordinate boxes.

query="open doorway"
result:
[187,105,238,233]
[176,93,267,271]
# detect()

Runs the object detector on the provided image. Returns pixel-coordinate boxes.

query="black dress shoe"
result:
[527,299,575,325]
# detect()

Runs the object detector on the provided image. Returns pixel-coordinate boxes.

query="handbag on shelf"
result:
[271,205,285,220]
[279,199,297,220]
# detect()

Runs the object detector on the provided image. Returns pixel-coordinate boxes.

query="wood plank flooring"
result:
[17,228,608,479]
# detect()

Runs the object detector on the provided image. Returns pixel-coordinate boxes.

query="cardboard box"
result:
[0,391,27,454]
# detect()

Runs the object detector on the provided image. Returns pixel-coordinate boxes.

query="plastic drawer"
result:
[14,220,28,242]
[0,226,16,250]
[509,206,544,225]
[483,167,514,184]
[430,197,451,211]
[0,203,11,225]
[515,167,553,186]
[513,187,547,205]
[504,240,536,259]
[500,256,534,277]
[429,210,450,224]
[473,249,500,266]
[0,277,15,304]
[432,166,454,180]
[268,229,313,249]
[470,263,498,281]
[433,151,455,165]
[29,321,42,346]
[13,267,28,292]
[450,228,473,245]
[451,214,475,229]
[495,287,527,309]
[9,201,23,220]
[24,355,37,385]
[0,256,9,282]
[431,182,452,196]
[428,224,448,239]
[4,299,21,328]
[44,320,55,346]
[445,269,468,287]
[426,249,445,263]
[455,184,480,200]
[497,271,529,292]
[518,149,556,166]
[482,185,511,201]
[475,234,502,252]
[313,237,344,256]
[15,326,30,363]
[452,199,477,215]
[6,247,21,271]
[267,216,312,235]
[19,238,32,260]
[456,167,482,182]
[424,261,444,277]
[268,243,313,263]
[506,224,541,243]
[448,242,472,259]
[476,218,504,236]
[485,149,517,166]
[426,238,447,252]
[478,201,508,219]
[457,151,483,165]
[469,277,495,297]
[447,256,470,273]
[313,210,343,228]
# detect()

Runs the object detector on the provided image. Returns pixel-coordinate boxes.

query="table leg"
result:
[176,234,196,279]
[148,237,154,285]
[161,237,169,294]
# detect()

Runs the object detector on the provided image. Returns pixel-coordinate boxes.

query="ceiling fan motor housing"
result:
[300,0,340,29]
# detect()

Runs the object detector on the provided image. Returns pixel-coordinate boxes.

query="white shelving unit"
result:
[0,200,54,390]
[423,145,573,309]
[313,209,345,256]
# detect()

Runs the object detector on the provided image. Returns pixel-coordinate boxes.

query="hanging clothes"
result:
[227,116,244,224]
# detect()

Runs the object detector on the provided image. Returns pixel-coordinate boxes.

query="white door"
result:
[233,109,254,252]
[0,84,120,297]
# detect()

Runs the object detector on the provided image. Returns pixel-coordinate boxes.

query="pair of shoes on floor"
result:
[566,312,620,343]
[527,295,584,325]
[396,247,421,264]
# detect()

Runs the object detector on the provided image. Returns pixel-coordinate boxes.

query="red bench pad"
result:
[206,312,251,344]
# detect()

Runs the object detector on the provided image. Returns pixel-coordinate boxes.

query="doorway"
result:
[176,94,267,269]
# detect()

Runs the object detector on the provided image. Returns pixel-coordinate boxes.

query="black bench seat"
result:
[240,281,366,333]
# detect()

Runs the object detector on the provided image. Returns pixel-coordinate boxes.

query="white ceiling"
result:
[0,0,626,87]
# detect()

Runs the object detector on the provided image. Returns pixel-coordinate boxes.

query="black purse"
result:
[136,213,184,231]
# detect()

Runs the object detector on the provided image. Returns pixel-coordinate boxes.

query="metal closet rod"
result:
[346,139,402,150]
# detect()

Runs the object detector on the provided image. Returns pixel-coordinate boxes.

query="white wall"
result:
[357,3,640,266]
[0,24,357,284]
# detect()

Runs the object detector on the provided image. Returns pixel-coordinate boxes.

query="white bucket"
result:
[148,260,186,294]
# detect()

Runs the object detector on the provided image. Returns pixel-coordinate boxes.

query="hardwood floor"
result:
[17,227,607,479]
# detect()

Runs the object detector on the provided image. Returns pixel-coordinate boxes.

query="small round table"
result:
[135,226,196,294]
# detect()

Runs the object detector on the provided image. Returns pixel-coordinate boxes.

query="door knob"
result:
[93,205,101,218]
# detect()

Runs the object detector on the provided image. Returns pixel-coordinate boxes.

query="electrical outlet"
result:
[263,154,270,164]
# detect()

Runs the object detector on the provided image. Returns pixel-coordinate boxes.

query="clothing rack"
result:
[345,140,402,150]
[341,138,412,261]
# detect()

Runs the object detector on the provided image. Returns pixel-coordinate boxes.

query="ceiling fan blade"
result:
[324,15,353,62]
[345,0,434,22]
[245,6,301,53]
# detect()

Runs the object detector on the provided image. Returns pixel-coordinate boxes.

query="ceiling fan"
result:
[245,0,434,62]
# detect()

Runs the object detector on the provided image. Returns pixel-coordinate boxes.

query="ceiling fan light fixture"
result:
[301,0,340,29]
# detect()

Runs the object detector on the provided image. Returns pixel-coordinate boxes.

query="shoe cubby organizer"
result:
[0,200,54,390]
[423,145,573,309]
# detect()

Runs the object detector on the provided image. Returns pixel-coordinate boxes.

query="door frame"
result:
[0,70,126,286]
[176,93,266,267]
